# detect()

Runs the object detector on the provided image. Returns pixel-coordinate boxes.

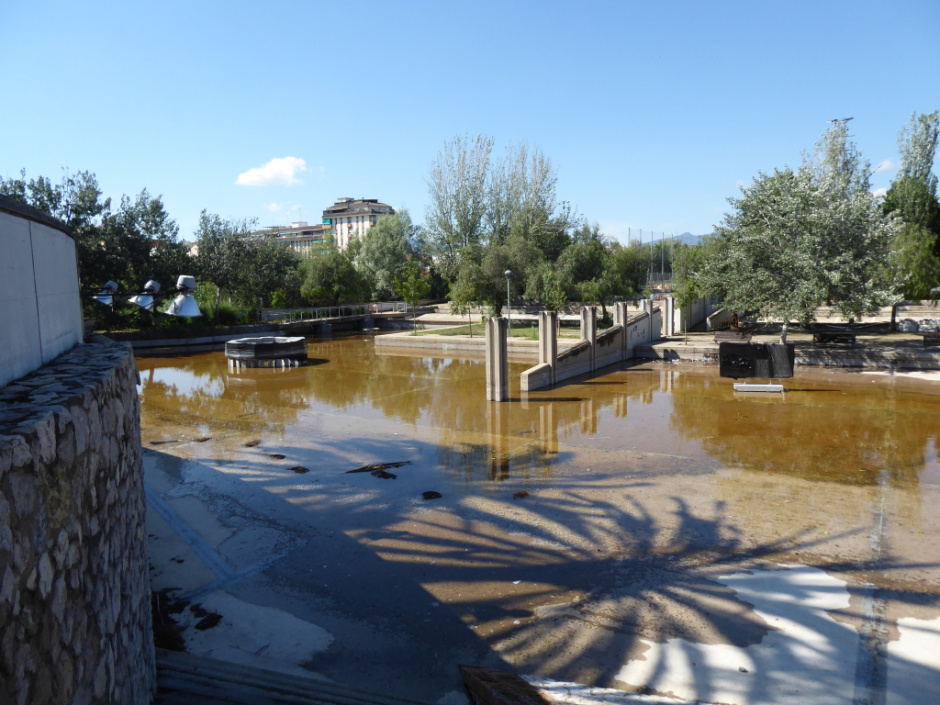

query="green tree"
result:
[242,238,301,309]
[671,241,710,343]
[356,210,416,300]
[0,169,192,298]
[425,136,579,284]
[300,248,365,306]
[485,142,577,259]
[705,156,899,342]
[602,240,651,301]
[395,261,432,333]
[525,260,568,312]
[883,111,940,302]
[425,134,494,280]
[448,256,486,336]
[194,211,256,316]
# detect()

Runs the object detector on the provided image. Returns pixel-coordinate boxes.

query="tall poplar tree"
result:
[883,111,940,300]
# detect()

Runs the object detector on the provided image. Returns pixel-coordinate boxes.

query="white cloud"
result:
[236,157,308,187]
[267,201,305,214]
[874,158,897,174]
[872,187,888,200]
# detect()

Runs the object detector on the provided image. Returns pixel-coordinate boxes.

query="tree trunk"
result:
[215,288,222,318]
[890,303,898,332]
[780,320,789,345]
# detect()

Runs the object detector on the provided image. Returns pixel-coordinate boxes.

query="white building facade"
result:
[322,198,395,251]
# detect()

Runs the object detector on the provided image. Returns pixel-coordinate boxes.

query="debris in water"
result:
[194,613,222,630]
[269,453,286,460]
[513,491,530,499]
[346,461,410,474]
[244,439,261,447]
[422,491,442,500]
[194,436,211,443]
[151,589,187,651]
[289,466,309,474]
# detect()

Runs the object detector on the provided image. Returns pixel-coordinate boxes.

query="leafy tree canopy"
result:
[355,210,416,300]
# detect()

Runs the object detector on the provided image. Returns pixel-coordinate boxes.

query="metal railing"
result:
[261,301,411,323]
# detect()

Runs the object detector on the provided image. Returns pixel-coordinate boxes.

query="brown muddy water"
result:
[137,334,940,697]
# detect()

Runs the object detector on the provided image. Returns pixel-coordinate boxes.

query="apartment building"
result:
[256,197,394,254]
[321,197,395,251]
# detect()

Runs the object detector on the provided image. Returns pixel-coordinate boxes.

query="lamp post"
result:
[504,270,512,334]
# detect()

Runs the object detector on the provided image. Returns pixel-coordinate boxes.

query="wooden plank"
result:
[459,665,552,705]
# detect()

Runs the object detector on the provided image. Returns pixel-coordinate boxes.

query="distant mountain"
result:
[675,232,706,246]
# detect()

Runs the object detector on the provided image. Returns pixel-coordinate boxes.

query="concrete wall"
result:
[0,197,83,388]
[0,341,155,705]
[675,296,710,334]
[555,340,593,380]
[594,324,625,369]
[624,310,656,353]
[522,306,662,391]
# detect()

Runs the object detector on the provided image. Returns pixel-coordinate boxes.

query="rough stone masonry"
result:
[0,341,154,705]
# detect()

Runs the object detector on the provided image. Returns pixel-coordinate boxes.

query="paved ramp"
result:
[154,649,435,705]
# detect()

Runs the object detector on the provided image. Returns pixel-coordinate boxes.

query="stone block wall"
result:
[0,341,154,705]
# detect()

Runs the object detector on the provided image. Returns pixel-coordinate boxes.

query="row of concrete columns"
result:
[489,303,648,399]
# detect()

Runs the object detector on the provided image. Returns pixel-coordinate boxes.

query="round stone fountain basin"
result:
[225,336,308,369]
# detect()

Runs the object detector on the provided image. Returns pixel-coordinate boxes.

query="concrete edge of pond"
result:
[375,331,940,371]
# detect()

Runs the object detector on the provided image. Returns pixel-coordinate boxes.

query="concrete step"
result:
[154,649,434,705]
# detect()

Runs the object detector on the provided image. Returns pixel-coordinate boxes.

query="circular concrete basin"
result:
[225,336,308,367]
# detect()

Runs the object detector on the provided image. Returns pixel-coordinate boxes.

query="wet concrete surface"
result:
[139,335,940,704]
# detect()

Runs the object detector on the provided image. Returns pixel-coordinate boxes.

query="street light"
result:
[504,270,512,334]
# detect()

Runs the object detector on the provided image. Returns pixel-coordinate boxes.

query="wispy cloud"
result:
[266,202,304,214]
[236,157,308,187]
[874,159,897,174]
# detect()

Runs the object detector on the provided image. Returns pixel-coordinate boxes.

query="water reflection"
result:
[137,337,939,491]
[669,369,940,486]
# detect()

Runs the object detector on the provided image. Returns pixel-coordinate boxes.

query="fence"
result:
[261,301,411,323]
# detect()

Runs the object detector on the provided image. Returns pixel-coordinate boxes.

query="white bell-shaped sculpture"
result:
[166,295,203,317]
[93,280,119,307]
[128,280,161,310]
[166,275,202,317]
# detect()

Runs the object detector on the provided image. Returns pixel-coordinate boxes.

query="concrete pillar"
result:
[580,306,597,372]
[662,298,668,337]
[539,404,558,456]
[581,398,597,435]
[613,301,627,328]
[614,302,628,360]
[539,311,557,365]
[487,401,510,480]
[539,311,557,384]
[486,317,509,401]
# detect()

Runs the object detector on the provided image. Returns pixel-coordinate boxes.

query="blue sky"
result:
[2,0,938,244]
